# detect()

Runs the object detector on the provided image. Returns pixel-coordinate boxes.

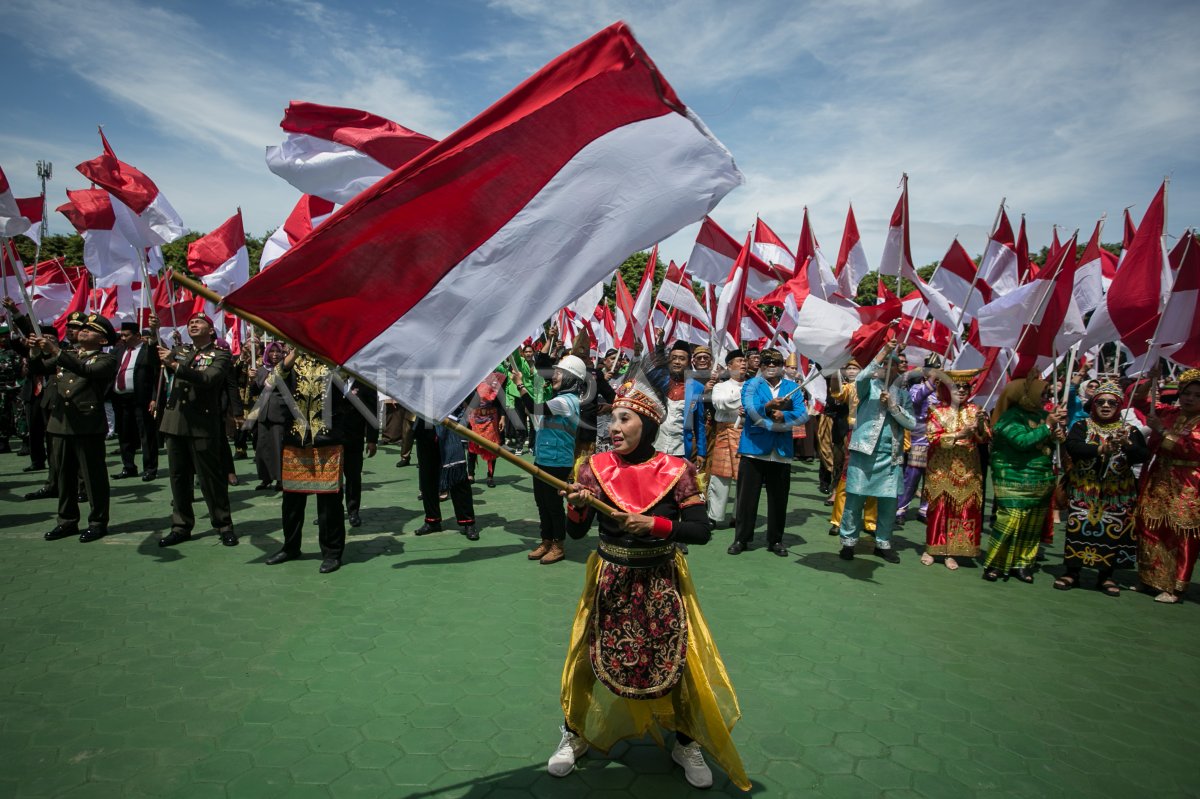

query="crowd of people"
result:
[2,297,1198,790]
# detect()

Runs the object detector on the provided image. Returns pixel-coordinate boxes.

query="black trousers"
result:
[415,427,475,525]
[27,402,47,469]
[55,434,109,530]
[735,457,791,546]
[281,489,345,559]
[533,464,572,541]
[342,436,364,515]
[112,392,158,472]
[164,434,233,534]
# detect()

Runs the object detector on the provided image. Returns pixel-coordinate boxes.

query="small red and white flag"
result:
[834,203,869,299]
[0,165,32,238]
[752,217,795,274]
[1072,218,1109,314]
[76,129,186,247]
[976,205,1019,298]
[187,210,250,295]
[266,101,438,205]
[687,215,783,295]
[711,234,752,358]
[260,195,336,270]
[57,189,141,289]
[656,261,710,330]
[794,207,841,302]
[931,237,990,317]
[1157,232,1200,367]
[631,245,658,352]
[613,271,638,354]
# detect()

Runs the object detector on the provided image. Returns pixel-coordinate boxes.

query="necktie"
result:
[117,347,133,392]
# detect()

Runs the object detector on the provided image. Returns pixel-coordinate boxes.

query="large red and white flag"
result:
[878,177,957,331]
[655,260,710,346]
[265,101,439,205]
[57,189,141,289]
[15,197,44,245]
[931,238,990,317]
[76,130,186,247]
[752,217,795,274]
[687,215,783,294]
[711,234,751,358]
[0,166,31,238]
[794,207,840,302]
[1082,183,1170,357]
[187,210,250,295]
[631,245,658,352]
[1158,232,1200,366]
[834,203,869,299]
[977,206,1019,297]
[260,195,336,270]
[1072,218,1108,314]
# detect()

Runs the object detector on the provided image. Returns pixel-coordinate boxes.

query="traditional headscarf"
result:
[935,368,982,404]
[1179,369,1200,393]
[993,377,1049,423]
[262,341,285,369]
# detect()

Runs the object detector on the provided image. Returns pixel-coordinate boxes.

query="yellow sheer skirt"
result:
[560,550,750,791]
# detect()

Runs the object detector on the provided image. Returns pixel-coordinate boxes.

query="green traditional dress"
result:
[983,406,1056,573]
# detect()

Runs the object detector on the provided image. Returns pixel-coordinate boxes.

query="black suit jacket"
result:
[112,343,162,408]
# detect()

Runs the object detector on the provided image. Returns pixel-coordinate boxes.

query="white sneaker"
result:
[671,740,713,788]
[547,726,587,777]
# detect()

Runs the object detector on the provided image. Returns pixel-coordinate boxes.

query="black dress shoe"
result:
[158,530,191,548]
[396,458,410,468]
[828,525,839,536]
[77,491,88,503]
[22,464,45,472]
[141,470,158,481]
[768,543,789,557]
[486,478,495,488]
[462,525,479,541]
[45,525,79,541]
[415,522,442,535]
[24,487,55,501]
[112,468,138,479]
[78,527,106,543]
[727,541,746,555]
[254,481,272,491]
[319,558,341,574]
[271,482,282,492]
[311,518,319,526]
[219,531,239,547]
[348,513,362,528]
[874,547,900,564]
[265,550,297,565]
[839,545,855,561]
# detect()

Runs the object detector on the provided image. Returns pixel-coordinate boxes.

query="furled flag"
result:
[592,303,616,356]
[1014,216,1035,283]
[187,210,250,295]
[711,234,752,359]
[76,129,186,247]
[1072,218,1109,314]
[687,215,783,294]
[0,165,32,238]
[1157,232,1200,367]
[630,245,658,352]
[752,217,795,274]
[260,195,336,270]
[613,270,638,354]
[931,238,989,319]
[835,203,869,299]
[655,261,710,341]
[265,101,438,205]
[225,23,742,419]
[1081,183,1169,357]
[57,189,141,289]
[976,204,1018,298]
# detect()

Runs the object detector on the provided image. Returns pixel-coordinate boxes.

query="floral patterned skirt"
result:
[561,550,750,791]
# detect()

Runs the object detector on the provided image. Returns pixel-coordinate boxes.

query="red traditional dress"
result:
[923,402,989,557]
[466,373,504,464]
[1136,404,1200,594]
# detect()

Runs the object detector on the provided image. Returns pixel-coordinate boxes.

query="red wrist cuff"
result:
[650,516,673,539]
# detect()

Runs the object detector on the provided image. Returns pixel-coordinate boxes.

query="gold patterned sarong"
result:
[281,445,343,493]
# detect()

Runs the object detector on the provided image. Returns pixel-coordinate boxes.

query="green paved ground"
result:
[1,443,1197,798]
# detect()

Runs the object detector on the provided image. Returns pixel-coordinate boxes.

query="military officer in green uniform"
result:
[22,310,88,501]
[156,311,238,547]
[29,313,119,543]
[0,320,22,454]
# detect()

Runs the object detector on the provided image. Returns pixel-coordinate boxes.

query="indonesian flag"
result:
[187,210,250,295]
[711,234,752,358]
[1119,207,1137,270]
[977,206,1019,297]
[266,101,438,205]
[656,261,710,346]
[931,238,990,317]
[794,207,841,302]
[740,299,773,343]
[1015,216,1035,283]
[592,303,616,355]
[15,197,44,245]
[225,23,741,419]
[28,260,89,329]
[0,166,31,237]
[752,217,795,274]
[566,279,607,321]
[835,203,869,299]
[57,189,141,289]
[878,177,957,332]
[260,195,336,270]
[1,240,31,307]
[771,279,864,371]
[687,215,783,294]
[613,270,638,354]
[76,129,186,247]
[631,245,658,352]
[1082,183,1169,357]
[1158,232,1200,366]
[1072,218,1109,314]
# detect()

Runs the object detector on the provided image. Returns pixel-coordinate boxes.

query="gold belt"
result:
[598,540,675,561]
[1161,458,1200,468]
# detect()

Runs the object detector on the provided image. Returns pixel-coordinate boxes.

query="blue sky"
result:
[3,0,1197,271]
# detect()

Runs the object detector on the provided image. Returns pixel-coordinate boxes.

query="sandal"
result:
[920,553,935,566]
[1053,574,1078,591]
[1097,579,1120,598]
[1153,591,1181,604]
[1012,568,1034,584]
[944,557,959,571]
[982,567,1001,583]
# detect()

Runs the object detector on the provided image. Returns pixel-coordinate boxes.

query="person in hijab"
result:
[1136,368,1200,603]
[981,376,1066,583]
[248,342,287,491]
[1056,379,1148,596]
[921,369,989,570]
[548,370,748,792]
